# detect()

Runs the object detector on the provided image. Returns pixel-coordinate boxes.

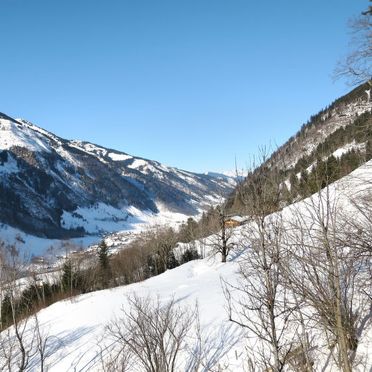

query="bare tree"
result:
[111,242,150,285]
[0,242,51,371]
[105,295,195,372]
[206,205,236,263]
[224,212,297,371]
[0,242,31,371]
[222,151,300,371]
[0,313,51,372]
[32,314,51,372]
[151,226,178,273]
[0,241,6,331]
[104,297,233,372]
[340,192,372,259]
[334,2,372,86]
[281,186,371,371]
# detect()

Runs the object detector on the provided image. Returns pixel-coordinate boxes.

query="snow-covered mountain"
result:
[270,83,372,171]
[0,113,235,240]
[227,83,372,212]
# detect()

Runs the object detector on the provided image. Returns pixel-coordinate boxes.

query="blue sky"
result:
[0,0,367,173]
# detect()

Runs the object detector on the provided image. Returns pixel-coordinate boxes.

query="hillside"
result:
[0,113,235,243]
[228,83,372,212]
[1,160,371,371]
[1,82,371,372]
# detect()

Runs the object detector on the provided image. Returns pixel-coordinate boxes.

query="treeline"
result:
[293,110,372,173]
[228,109,372,214]
[0,207,224,331]
[288,110,372,200]
[277,82,371,157]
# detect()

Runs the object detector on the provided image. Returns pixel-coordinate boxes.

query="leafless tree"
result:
[206,205,236,263]
[32,314,51,372]
[105,295,196,372]
[0,241,6,331]
[281,186,371,371]
[0,240,52,371]
[339,192,372,259]
[334,2,372,86]
[223,212,297,371]
[0,313,51,372]
[222,150,301,371]
[111,242,149,285]
[150,226,178,273]
[103,297,234,372]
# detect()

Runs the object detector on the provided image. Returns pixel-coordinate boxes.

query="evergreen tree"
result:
[147,253,163,276]
[298,169,309,197]
[326,155,339,183]
[366,139,372,161]
[1,294,13,329]
[98,240,110,287]
[98,240,110,272]
[280,181,291,205]
[166,251,179,270]
[289,172,298,196]
[180,247,200,264]
[61,260,74,294]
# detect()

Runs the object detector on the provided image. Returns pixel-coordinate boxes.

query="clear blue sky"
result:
[0,0,367,173]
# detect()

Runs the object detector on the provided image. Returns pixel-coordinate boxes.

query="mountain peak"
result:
[0,114,235,242]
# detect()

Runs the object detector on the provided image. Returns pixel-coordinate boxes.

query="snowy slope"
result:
[281,95,372,170]
[0,116,52,153]
[6,256,244,371]
[2,160,371,371]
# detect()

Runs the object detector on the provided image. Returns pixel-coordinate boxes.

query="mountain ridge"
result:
[228,82,372,212]
[0,114,235,239]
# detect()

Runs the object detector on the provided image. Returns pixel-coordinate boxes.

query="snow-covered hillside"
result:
[4,256,245,371]
[281,94,372,170]
[0,112,235,252]
[2,160,371,371]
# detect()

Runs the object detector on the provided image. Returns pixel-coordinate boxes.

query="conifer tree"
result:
[61,260,74,294]
[98,240,109,272]
[98,240,110,287]
[289,172,298,196]
[366,139,372,161]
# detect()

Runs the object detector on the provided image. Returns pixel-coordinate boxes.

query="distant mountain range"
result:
[0,113,235,239]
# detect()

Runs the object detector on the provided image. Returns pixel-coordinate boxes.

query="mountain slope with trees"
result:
[228,82,372,213]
